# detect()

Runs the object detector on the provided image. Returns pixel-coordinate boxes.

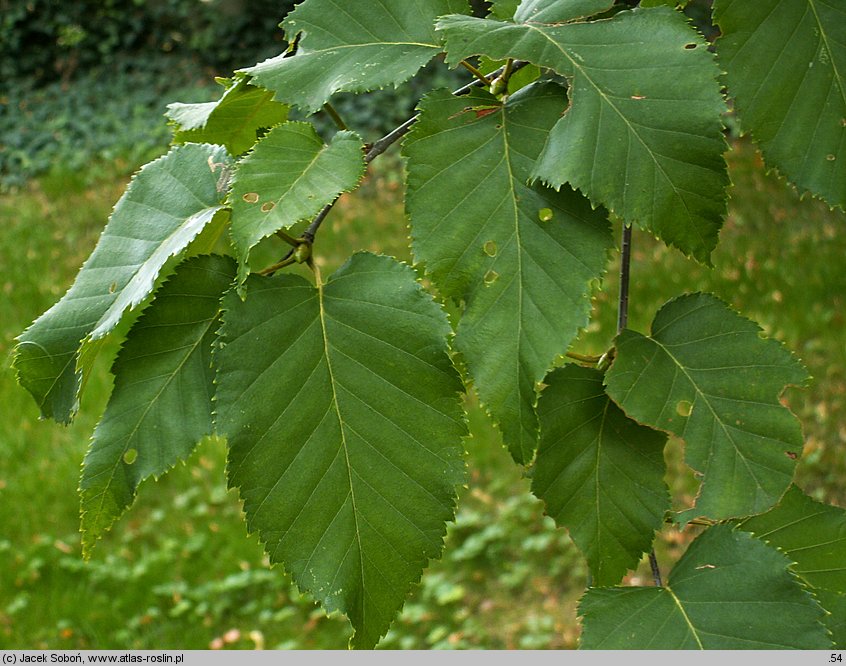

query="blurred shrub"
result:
[0,54,220,191]
[0,0,293,86]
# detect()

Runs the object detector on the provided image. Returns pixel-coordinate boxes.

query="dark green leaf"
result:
[605,293,808,521]
[534,365,669,586]
[403,83,611,463]
[80,255,235,556]
[229,123,365,282]
[737,485,846,592]
[490,0,519,19]
[167,79,289,156]
[215,253,467,648]
[243,0,470,113]
[14,144,231,423]
[640,0,686,7]
[437,8,729,262]
[816,589,846,648]
[714,0,846,209]
[736,485,846,647]
[579,525,831,649]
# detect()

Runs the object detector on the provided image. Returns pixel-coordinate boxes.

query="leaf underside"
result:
[534,365,669,586]
[215,252,467,648]
[579,524,830,649]
[714,0,846,209]
[228,122,365,282]
[80,254,235,555]
[243,0,471,113]
[14,143,230,424]
[403,82,611,464]
[604,293,808,522]
[167,79,289,156]
[437,8,729,263]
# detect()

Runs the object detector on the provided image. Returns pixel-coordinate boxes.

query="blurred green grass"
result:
[0,138,844,649]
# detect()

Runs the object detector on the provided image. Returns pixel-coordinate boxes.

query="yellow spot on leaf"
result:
[676,400,693,417]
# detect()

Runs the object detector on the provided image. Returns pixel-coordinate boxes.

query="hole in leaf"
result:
[242,192,259,204]
[826,154,836,161]
[108,282,117,294]
[676,400,693,417]
[684,43,697,50]
[785,451,799,460]
[538,208,553,222]
[261,201,276,212]
[484,270,499,285]
[123,448,138,465]
[483,240,497,257]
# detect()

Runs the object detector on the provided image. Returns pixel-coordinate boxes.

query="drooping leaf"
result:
[437,8,729,263]
[243,0,470,114]
[579,524,830,649]
[604,293,808,522]
[533,365,669,586]
[736,485,846,646]
[80,255,235,556]
[714,0,846,209]
[403,83,611,463]
[228,123,365,282]
[14,144,231,424]
[514,0,613,23]
[167,79,289,156]
[215,252,467,649]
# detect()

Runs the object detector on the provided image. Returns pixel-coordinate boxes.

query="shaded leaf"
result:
[641,0,686,7]
[403,83,611,463]
[714,0,846,209]
[534,365,669,586]
[737,485,846,647]
[816,588,846,648]
[215,253,467,648]
[80,255,235,555]
[244,0,471,113]
[737,485,846,592]
[579,524,830,649]
[14,144,231,423]
[490,0,520,20]
[229,123,365,282]
[167,79,289,156]
[438,8,729,262]
[605,293,808,521]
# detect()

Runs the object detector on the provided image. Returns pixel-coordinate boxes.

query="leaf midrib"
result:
[666,587,705,649]
[316,275,367,627]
